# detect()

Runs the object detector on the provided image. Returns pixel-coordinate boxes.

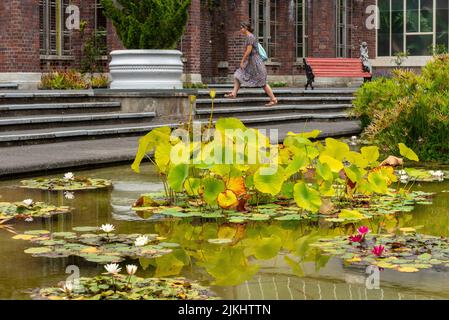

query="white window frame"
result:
[336,0,352,58]
[376,0,444,57]
[249,0,272,57]
[295,0,307,59]
[40,0,72,58]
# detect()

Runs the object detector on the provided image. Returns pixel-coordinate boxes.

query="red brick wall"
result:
[309,0,336,58]
[0,0,41,72]
[225,0,250,77]
[182,0,202,76]
[0,0,380,80]
[350,0,377,59]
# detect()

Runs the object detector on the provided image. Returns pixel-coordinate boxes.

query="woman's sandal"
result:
[224,92,236,99]
[265,99,278,106]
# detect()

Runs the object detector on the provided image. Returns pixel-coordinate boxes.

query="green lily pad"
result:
[208,238,233,245]
[20,177,112,191]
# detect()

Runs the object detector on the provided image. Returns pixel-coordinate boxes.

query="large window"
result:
[296,0,307,58]
[249,0,279,58]
[378,0,449,56]
[95,0,108,55]
[336,0,352,57]
[39,0,72,56]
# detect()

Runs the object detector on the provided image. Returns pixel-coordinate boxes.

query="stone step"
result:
[0,83,19,90]
[0,101,122,116]
[0,110,352,147]
[0,122,180,147]
[197,87,357,98]
[0,112,156,131]
[195,104,352,118]
[0,120,361,177]
[229,111,351,126]
[196,96,355,107]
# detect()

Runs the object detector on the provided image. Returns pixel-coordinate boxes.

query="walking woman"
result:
[224,23,278,106]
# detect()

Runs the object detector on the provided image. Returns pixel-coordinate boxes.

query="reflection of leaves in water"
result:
[196,247,259,286]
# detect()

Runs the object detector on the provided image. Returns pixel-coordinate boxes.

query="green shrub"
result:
[352,55,449,162]
[100,0,191,49]
[269,81,288,88]
[183,82,208,89]
[91,74,110,89]
[40,70,90,90]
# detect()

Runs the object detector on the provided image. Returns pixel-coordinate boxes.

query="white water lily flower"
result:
[397,170,407,175]
[351,136,358,140]
[430,170,444,177]
[134,235,149,247]
[126,264,138,276]
[23,199,34,206]
[104,263,121,275]
[64,172,75,180]
[100,224,115,233]
[25,217,34,222]
[64,191,75,200]
[400,175,409,183]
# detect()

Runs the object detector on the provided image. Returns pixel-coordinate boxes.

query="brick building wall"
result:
[0,0,379,86]
[0,0,41,72]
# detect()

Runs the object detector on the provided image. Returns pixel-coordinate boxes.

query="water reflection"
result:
[0,165,449,299]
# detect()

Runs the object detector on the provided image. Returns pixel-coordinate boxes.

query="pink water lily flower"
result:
[357,226,370,236]
[372,245,385,257]
[349,234,363,243]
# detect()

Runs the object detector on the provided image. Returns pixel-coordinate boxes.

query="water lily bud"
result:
[126,264,138,276]
[209,89,216,99]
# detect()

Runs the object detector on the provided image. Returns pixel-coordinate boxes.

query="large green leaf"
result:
[154,143,172,173]
[254,166,285,195]
[284,154,308,179]
[368,171,389,194]
[293,182,322,213]
[360,146,380,165]
[398,143,419,162]
[318,155,343,173]
[131,127,171,173]
[202,178,225,204]
[316,161,333,182]
[215,118,246,132]
[167,164,189,192]
[322,138,350,161]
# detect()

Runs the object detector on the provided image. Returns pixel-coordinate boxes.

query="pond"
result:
[1,164,449,300]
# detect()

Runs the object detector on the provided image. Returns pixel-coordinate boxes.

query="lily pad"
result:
[20,177,112,191]
[31,275,217,300]
[313,233,449,273]
[207,238,233,245]
[14,226,176,264]
[0,201,71,221]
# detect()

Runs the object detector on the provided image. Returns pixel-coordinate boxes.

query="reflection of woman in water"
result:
[224,23,278,106]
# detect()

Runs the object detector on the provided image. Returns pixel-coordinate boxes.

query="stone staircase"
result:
[0,83,18,90]
[195,87,360,137]
[0,91,178,147]
[0,88,360,147]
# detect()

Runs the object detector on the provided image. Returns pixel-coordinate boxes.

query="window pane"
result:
[407,0,419,32]
[436,0,449,49]
[420,0,434,32]
[407,34,433,54]
[392,0,404,54]
[378,0,390,56]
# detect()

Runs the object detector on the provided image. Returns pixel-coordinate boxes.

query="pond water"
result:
[1,164,449,300]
